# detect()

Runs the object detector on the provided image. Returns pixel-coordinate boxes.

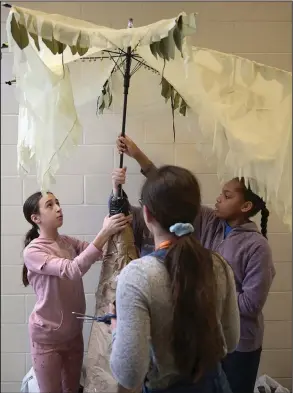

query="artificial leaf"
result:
[10,13,29,50]
[150,42,158,59]
[108,94,113,108]
[27,15,40,51]
[173,92,180,110]
[70,45,77,55]
[29,32,40,51]
[179,98,187,116]
[41,22,58,54]
[167,28,176,60]
[156,43,165,59]
[161,78,172,102]
[177,15,183,31]
[57,41,67,54]
[42,37,58,55]
[99,100,105,114]
[173,26,182,55]
[159,36,170,61]
[76,31,89,56]
[151,41,164,59]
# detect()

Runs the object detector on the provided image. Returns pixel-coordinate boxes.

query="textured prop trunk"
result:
[84,225,139,393]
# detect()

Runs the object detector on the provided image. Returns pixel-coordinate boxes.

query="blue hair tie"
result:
[169,223,194,237]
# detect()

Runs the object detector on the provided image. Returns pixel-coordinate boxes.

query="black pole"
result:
[118,18,133,196]
[120,46,131,168]
[119,46,132,170]
[109,19,133,215]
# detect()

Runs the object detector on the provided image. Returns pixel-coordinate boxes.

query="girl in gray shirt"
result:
[109,165,239,393]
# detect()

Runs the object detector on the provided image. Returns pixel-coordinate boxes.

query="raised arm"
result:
[24,214,130,280]
[116,136,157,177]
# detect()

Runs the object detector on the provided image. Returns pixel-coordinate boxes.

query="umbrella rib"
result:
[108,53,127,78]
[131,55,159,75]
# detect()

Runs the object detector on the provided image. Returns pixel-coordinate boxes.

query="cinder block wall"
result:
[1,2,292,391]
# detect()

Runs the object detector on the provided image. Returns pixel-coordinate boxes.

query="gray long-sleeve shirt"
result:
[110,253,240,391]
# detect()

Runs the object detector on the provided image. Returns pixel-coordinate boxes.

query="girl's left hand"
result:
[109,303,117,331]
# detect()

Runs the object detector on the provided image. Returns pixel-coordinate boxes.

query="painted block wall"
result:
[1,2,292,391]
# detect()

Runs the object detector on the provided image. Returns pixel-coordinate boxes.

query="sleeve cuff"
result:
[140,163,157,177]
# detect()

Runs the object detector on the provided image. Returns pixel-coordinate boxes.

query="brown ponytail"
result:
[22,226,39,286]
[165,235,223,379]
[22,191,44,287]
[141,165,224,379]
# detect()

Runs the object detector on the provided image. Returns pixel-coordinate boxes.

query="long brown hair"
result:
[22,192,44,286]
[141,166,224,380]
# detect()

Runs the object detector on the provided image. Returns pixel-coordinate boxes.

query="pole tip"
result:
[128,18,133,28]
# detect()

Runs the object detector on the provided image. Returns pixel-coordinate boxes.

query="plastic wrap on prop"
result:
[254,375,290,393]
[20,368,40,393]
[84,224,138,393]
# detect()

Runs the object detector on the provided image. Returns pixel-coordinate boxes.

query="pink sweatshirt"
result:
[23,235,102,344]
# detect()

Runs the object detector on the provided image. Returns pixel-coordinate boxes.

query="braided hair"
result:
[239,178,269,238]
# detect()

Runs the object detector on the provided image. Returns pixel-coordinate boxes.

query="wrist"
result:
[112,186,119,197]
[93,228,110,249]
[111,319,117,331]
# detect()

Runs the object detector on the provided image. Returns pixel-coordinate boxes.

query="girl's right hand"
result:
[102,213,131,236]
[112,167,127,192]
[116,136,140,158]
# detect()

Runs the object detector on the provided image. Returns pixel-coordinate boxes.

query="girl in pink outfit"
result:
[22,191,130,393]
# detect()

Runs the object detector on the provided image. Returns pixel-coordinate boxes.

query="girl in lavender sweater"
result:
[22,191,130,393]
[113,135,275,393]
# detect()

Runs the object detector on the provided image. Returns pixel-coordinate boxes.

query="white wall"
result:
[1,2,292,392]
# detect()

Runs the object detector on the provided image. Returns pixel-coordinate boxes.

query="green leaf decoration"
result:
[40,21,67,55]
[160,77,188,117]
[97,79,113,114]
[27,15,40,51]
[173,92,180,110]
[159,37,170,61]
[167,28,175,60]
[10,13,29,50]
[149,15,184,61]
[70,45,78,55]
[57,41,67,54]
[76,32,89,56]
[179,98,187,116]
[161,77,172,102]
[29,32,40,51]
[150,42,158,58]
[41,22,57,54]
[173,27,182,55]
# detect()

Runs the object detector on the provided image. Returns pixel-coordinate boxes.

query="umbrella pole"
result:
[119,45,132,173]
[118,18,133,196]
[110,19,133,215]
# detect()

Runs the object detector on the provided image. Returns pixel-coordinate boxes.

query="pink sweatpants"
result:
[31,333,84,393]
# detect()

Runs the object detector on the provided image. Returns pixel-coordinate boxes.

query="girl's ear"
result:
[241,201,253,214]
[143,205,153,226]
[31,214,41,225]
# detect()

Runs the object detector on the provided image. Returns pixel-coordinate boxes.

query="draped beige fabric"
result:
[6,5,292,229]
[84,225,138,393]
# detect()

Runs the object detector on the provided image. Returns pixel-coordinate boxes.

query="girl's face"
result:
[215,179,252,221]
[31,193,63,230]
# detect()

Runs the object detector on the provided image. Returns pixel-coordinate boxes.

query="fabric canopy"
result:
[6,5,292,229]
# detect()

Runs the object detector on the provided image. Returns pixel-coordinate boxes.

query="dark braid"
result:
[260,207,269,239]
[238,178,270,239]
